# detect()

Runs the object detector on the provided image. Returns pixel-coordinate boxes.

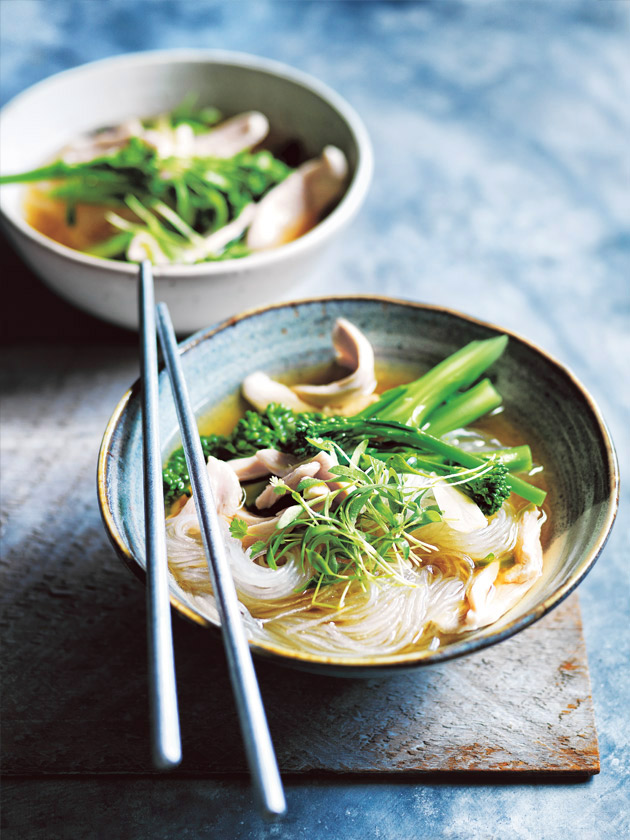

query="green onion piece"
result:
[86,231,133,259]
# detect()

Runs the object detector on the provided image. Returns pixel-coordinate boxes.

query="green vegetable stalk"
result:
[291,417,546,512]
[162,335,546,515]
[422,378,502,437]
[358,336,508,427]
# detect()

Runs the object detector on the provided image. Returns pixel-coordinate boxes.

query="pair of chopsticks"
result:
[138,261,286,818]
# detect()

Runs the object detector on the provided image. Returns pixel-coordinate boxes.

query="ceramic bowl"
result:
[0,50,372,333]
[98,297,618,676]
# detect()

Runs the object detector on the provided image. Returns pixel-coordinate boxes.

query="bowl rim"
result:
[97,294,620,671]
[0,48,373,280]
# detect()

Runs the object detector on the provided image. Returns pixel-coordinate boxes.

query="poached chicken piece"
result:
[242,317,378,416]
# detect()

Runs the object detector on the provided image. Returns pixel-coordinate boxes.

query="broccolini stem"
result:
[355,383,407,419]
[322,419,546,507]
[360,336,508,427]
[371,444,533,476]
[422,378,502,437]
[480,445,533,474]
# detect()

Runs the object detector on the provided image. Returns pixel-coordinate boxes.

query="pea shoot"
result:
[233,444,444,607]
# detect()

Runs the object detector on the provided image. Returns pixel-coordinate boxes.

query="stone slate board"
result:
[0,346,599,776]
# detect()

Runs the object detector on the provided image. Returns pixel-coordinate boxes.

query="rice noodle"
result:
[165,491,537,658]
[413,502,519,561]
[164,376,547,658]
[167,513,309,599]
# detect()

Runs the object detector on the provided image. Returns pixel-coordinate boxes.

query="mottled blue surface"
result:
[1,1,628,838]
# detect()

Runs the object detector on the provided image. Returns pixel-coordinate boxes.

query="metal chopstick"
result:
[155,300,286,819]
[139,262,182,769]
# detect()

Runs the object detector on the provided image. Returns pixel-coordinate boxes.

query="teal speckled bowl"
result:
[98,297,619,676]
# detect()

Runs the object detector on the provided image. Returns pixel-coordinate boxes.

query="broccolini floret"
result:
[457,461,511,516]
[162,403,322,506]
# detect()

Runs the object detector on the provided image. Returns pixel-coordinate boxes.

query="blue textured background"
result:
[1,1,628,838]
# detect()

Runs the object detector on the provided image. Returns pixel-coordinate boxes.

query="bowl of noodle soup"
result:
[0,50,372,332]
[98,297,618,675]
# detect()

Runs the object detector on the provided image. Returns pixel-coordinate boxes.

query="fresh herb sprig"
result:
[232,444,444,606]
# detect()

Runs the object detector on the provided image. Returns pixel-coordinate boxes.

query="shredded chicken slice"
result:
[502,506,546,584]
[235,508,282,549]
[255,449,300,477]
[292,318,377,408]
[168,454,282,549]
[227,454,273,482]
[143,122,196,159]
[246,145,348,250]
[252,449,352,511]
[61,119,145,164]
[241,319,377,414]
[176,455,242,520]
[306,450,352,503]
[192,111,269,158]
[464,561,500,626]
[463,508,546,628]
[228,449,298,482]
[241,371,314,413]
[255,461,321,510]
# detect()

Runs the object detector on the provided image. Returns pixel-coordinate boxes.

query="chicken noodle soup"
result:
[1,98,349,264]
[163,320,549,658]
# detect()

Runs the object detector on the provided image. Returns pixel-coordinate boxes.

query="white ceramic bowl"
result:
[0,50,372,333]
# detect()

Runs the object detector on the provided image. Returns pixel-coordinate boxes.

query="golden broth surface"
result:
[23,186,130,252]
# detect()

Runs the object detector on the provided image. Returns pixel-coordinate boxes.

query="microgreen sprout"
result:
[239,451,444,608]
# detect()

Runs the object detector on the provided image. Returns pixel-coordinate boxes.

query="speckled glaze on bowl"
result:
[0,50,372,333]
[98,297,619,677]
